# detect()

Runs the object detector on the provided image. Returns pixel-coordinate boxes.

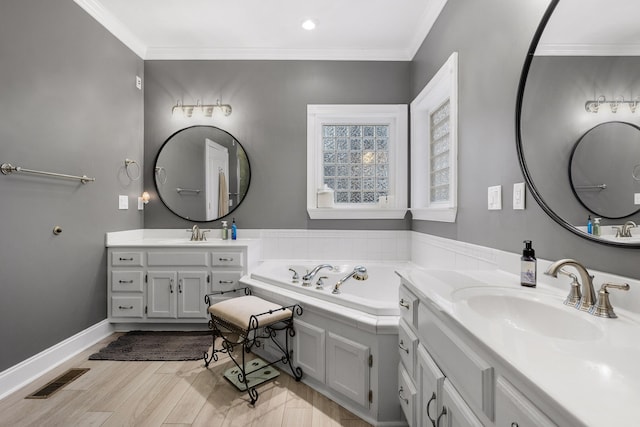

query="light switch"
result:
[137,196,144,210]
[513,182,525,210]
[488,185,502,210]
[635,193,640,205]
[119,195,129,210]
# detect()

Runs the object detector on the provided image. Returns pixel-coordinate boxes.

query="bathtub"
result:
[247,260,406,316]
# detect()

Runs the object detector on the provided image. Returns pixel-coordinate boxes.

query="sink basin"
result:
[452,287,604,341]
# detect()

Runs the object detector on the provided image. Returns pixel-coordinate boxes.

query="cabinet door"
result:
[147,271,177,318]
[293,319,326,383]
[177,271,208,318]
[326,332,370,407]
[495,377,556,427]
[438,380,483,427]
[418,344,445,427]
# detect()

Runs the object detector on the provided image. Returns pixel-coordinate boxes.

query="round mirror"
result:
[569,121,640,219]
[154,126,250,221]
[517,0,640,247]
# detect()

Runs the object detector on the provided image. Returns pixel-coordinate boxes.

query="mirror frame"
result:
[154,125,251,222]
[515,0,639,247]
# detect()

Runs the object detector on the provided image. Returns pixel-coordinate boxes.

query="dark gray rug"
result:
[88,331,212,361]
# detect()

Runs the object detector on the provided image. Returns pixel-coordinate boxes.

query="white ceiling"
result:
[73,0,449,60]
[537,0,640,56]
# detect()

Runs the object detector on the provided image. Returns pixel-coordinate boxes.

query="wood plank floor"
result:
[0,334,373,427]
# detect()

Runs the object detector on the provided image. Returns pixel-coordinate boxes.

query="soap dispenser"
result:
[521,240,537,288]
[221,221,228,240]
[593,218,601,236]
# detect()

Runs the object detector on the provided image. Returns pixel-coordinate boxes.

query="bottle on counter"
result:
[231,218,237,240]
[221,221,228,240]
[587,215,593,234]
[521,240,537,288]
[593,218,601,237]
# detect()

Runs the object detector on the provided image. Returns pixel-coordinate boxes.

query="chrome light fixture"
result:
[585,95,639,114]
[172,99,232,118]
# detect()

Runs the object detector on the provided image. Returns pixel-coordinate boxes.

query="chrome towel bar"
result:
[1,163,95,184]
[176,187,201,194]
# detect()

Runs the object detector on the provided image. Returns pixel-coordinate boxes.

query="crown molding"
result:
[144,47,413,61]
[408,0,449,60]
[74,0,146,58]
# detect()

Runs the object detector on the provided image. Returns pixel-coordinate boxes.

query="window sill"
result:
[410,207,457,222]
[308,207,408,220]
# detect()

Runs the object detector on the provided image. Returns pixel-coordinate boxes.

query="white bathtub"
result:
[248,260,406,316]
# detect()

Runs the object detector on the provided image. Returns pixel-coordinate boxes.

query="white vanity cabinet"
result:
[108,243,257,324]
[399,279,569,427]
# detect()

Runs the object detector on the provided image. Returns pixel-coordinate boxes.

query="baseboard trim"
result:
[0,319,114,400]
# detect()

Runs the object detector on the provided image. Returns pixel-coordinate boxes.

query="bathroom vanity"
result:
[106,230,260,325]
[396,268,640,427]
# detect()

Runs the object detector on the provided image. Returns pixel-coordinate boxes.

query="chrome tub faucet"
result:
[332,266,368,294]
[302,264,334,286]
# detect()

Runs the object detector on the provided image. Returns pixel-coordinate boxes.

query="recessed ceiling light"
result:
[301,19,317,31]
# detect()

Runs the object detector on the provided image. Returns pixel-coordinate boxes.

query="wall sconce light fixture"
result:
[141,191,150,204]
[585,95,640,114]
[172,99,232,118]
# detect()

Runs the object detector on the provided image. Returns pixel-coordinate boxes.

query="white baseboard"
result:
[0,319,114,400]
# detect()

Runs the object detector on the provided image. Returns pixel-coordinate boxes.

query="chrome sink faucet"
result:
[302,264,334,286]
[545,259,597,312]
[187,224,210,241]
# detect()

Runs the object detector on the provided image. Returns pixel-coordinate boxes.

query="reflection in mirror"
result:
[569,122,640,219]
[517,0,640,246]
[154,126,250,221]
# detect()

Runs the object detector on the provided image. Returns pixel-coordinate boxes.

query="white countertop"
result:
[397,267,640,427]
[105,229,261,247]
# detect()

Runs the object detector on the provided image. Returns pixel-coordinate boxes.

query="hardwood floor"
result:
[0,334,373,427]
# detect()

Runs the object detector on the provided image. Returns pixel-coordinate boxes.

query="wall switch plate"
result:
[635,193,640,205]
[135,76,142,90]
[513,182,525,210]
[119,195,128,210]
[488,185,502,210]
[137,196,144,210]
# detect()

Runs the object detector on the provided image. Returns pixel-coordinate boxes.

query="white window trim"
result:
[410,52,458,222]
[307,104,408,220]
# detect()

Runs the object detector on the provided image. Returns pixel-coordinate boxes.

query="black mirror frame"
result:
[515,0,640,248]
[153,125,251,222]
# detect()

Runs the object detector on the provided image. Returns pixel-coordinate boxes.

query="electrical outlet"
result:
[135,76,142,90]
[513,182,525,210]
[488,185,502,210]
[119,195,128,210]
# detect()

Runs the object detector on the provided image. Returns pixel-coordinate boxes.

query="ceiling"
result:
[73,0,449,60]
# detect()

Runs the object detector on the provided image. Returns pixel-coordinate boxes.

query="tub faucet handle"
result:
[316,276,328,289]
[288,268,299,283]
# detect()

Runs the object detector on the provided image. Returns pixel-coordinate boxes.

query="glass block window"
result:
[322,124,389,205]
[430,100,450,203]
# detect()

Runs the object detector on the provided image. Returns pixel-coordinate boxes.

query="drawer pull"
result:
[119,257,134,261]
[426,392,436,426]
[118,280,134,284]
[118,305,134,310]
[511,423,519,427]
[437,406,447,427]
[178,279,183,293]
[219,280,236,284]
[218,257,234,262]
[398,339,410,354]
[399,298,410,309]
[169,278,174,294]
[398,386,409,404]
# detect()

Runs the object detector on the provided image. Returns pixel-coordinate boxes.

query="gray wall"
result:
[143,60,411,230]
[0,0,144,370]
[410,0,640,279]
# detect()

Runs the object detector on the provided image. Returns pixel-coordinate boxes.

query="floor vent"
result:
[25,368,90,399]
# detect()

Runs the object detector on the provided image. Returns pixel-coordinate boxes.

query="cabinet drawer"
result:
[398,363,417,426]
[148,252,208,266]
[418,344,445,427]
[398,319,418,377]
[211,252,244,267]
[399,285,418,328]
[111,251,143,267]
[111,296,143,318]
[495,377,556,427]
[211,271,243,289]
[419,303,494,421]
[111,271,143,292]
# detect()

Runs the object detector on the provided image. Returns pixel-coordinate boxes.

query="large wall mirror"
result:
[517,0,640,247]
[154,126,250,222]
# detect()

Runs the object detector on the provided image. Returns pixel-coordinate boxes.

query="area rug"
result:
[88,331,212,361]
